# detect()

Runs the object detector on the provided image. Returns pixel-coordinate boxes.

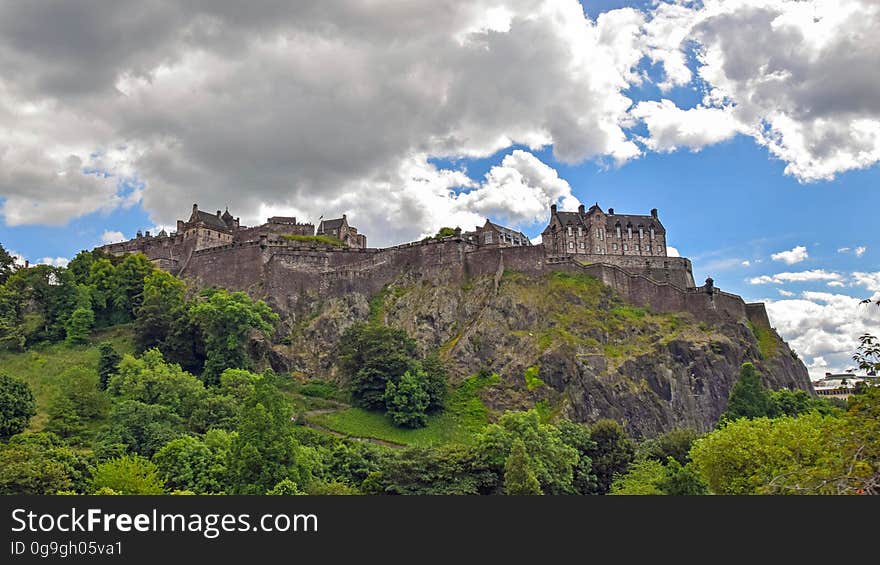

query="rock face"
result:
[275,270,812,438]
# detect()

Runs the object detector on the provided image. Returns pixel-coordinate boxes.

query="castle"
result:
[91,201,775,327]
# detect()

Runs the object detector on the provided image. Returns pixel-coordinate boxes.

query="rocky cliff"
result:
[271,268,812,438]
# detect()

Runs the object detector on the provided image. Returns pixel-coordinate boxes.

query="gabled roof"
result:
[318,217,345,232]
[194,210,230,231]
[554,212,585,226]
[605,214,665,233]
[484,220,530,243]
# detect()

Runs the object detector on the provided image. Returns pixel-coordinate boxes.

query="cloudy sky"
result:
[0,0,878,378]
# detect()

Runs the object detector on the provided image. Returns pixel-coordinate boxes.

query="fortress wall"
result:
[745,302,772,327]
[184,242,266,292]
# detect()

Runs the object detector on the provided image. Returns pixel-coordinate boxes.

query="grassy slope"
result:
[309,372,498,447]
[0,325,135,431]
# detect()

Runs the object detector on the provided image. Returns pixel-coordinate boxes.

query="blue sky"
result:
[0,0,878,377]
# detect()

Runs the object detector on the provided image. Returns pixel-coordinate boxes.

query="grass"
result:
[0,325,135,431]
[749,321,780,359]
[310,371,499,446]
[280,234,345,247]
[524,365,544,391]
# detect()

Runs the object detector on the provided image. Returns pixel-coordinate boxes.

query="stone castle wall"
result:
[176,236,765,329]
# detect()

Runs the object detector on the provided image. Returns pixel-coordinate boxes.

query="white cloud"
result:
[854,246,867,257]
[778,289,795,297]
[0,1,644,244]
[640,0,880,182]
[827,281,845,288]
[837,247,851,254]
[766,290,880,379]
[852,272,880,294]
[741,260,751,267]
[100,230,125,245]
[749,269,842,285]
[39,257,69,268]
[630,99,743,152]
[666,246,681,258]
[771,245,808,265]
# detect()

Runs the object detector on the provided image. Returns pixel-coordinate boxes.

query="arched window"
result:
[616,224,622,238]
[650,227,655,240]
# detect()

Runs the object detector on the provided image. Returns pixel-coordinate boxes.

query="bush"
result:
[384,370,430,428]
[0,374,37,439]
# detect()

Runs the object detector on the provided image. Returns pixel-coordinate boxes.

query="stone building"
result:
[316,215,367,249]
[541,203,668,257]
[463,219,532,247]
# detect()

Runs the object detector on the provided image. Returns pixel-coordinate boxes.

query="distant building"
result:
[541,203,668,257]
[316,214,366,249]
[813,372,879,398]
[463,220,532,248]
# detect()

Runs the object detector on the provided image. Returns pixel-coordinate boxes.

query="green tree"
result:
[656,458,708,495]
[384,370,430,428]
[722,362,774,421]
[339,323,420,410]
[97,341,122,390]
[108,349,206,418]
[153,431,231,494]
[769,389,838,417]
[556,419,598,494]
[189,289,279,385]
[266,478,304,495]
[134,270,187,352]
[226,373,313,494]
[46,367,107,438]
[433,227,457,239]
[477,410,579,495]
[689,413,840,495]
[91,455,165,494]
[504,438,542,495]
[0,374,37,439]
[111,254,154,323]
[64,306,95,345]
[637,428,702,466]
[103,400,185,457]
[368,445,495,495]
[610,459,666,495]
[0,242,17,285]
[420,354,448,412]
[0,433,89,494]
[586,419,635,495]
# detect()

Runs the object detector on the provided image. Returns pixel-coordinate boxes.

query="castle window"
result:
[568,242,574,250]
[579,242,585,249]
[613,243,618,251]
[623,244,628,251]
[627,226,633,239]
[485,233,493,244]
[616,225,621,238]
[567,226,572,236]
[647,244,652,252]
[600,229,605,240]
[639,228,644,239]
[578,227,583,236]
[658,246,663,254]
[650,228,655,240]
[635,244,640,251]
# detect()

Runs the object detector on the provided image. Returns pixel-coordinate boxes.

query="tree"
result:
[556,419,598,494]
[111,253,154,323]
[153,431,231,494]
[226,373,314,494]
[189,289,279,385]
[266,478,304,495]
[108,349,206,419]
[477,410,579,495]
[656,458,708,495]
[103,400,185,457]
[46,367,107,438]
[721,362,774,421]
[0,374,37,439]
[433,227,457,239]
[91,455,165,494]
[609,459,666,495]
[0,433,89,494]
[64,306,95,345]
[0,242,17,285]
[637,428,702,466]
[384,370,430,428]
[769,389,838,417]
[420,354,448,412]
[504,438,542,495]
[586,419,635,495]
[134,270,187,352]
[689,413,840,495]
[97,341,122,390]
[368,445,495,495]
[339,323,420,410]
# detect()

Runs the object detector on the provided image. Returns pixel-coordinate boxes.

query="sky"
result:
[0,0,878,379]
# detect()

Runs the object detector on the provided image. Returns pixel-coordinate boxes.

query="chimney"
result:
[608,208,614,215]
[136,230,143,239]
[24,260,29,269]
[145,231,151,238]
[342,213,347,220]
[578,204,585,215]
[192,203,198,214]
[550,203,557,214]
[216,210,221,217]
[651,208,658,219]
[454,227,462,237]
